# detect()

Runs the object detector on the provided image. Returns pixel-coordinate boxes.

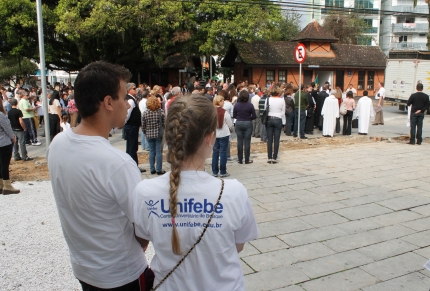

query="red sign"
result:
[294,43,306,64]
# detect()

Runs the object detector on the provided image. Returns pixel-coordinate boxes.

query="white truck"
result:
[385,50,430,111]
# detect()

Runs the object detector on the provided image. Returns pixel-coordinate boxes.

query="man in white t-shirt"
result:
[373,81,385,125]
[345,84,357,97]
[47,61,149,290]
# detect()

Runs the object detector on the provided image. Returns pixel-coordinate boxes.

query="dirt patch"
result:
[9,136,381,181]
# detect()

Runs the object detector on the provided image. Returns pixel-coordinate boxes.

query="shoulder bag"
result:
[339,102,347,115]
[151,179,225,291]
[261,97,270,125]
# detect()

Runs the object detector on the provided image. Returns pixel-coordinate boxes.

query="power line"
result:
[176,0,429,17]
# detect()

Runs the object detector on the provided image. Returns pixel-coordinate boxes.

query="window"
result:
[397,16,415,23]
[243,69,249,77]
[358,71,365,90]
[355,0,374,9]
[278,70,286,83]
[399,35,408,42]
[325,0,344,7]
[266,70,274,83]
[367,71,374,90]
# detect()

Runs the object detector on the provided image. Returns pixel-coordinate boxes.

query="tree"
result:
[322,13,372,45]
[0,57,38,84]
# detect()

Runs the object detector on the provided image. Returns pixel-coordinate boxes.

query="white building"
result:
[292,0,428,55]
[380,0,429,54]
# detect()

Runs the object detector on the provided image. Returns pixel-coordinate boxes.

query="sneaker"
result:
[157,171,166,175]
[220,173,230,178]
[212,173,219,177]
[14,157,22,161]
[32,141,42,146]
[272,159,278,164]
[23,157,34,161]
[25,143,31,146]
[267,159,272,164]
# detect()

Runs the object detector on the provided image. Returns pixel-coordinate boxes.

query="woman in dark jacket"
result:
[233,90,256,164]
[305,84,316,135]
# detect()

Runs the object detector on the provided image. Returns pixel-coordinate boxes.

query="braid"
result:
[165,101,186,255]
[164,96,217,255]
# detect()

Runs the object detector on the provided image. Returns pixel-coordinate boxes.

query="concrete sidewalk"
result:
[235,142,430,291]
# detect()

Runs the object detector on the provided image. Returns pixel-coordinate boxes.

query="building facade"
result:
[222,22,387,96]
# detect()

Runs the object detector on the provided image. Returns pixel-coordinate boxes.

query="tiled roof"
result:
[291,21,338,42]
[221,41,387,68]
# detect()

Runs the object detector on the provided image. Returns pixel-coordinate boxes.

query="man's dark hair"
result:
[74,61,131,118]
[204,87,212,94]
[417,83,424,91]
[310,82,315,87]
[238,90,249,102]
[363,90,368,96]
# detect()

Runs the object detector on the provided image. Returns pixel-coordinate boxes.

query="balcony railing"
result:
[393,23,429,34]
[321,8,379,14]
[389,42,428,50]
[391,5,429,14]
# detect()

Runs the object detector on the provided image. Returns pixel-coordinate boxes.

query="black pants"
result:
[0,144,13,180]
[342,110,353,135]
[123,124,139,165]
[49,114,60,140]
[410,112,425,144]
[266,118,282,160]
[39,115,44,125]
[80,279,141,291]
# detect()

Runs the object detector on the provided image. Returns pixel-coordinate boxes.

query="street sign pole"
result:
[294,43,306,139]
[36,0,51,146]
[298,63,302,139]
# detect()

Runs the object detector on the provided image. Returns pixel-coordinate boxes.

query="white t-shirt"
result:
[139,98,147,115]
[47,130,147,288]
[133,171,259,291]
[49,99,60,114]
[375,87,385,100]
[60,121,71,131]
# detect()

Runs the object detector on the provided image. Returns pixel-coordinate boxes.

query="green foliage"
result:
[322,13,372,45]
[0,57,38,82]
[0,0,302,71]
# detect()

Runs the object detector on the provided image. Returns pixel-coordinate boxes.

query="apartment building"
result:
[298,0,429,54]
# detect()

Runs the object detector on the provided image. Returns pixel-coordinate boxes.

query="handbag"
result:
[352,118,358,129]
[158,109,164,138]
[151,180,225,291]
[261,97,270,125]
[339,102,347,115]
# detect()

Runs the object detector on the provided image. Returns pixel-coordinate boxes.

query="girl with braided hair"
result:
[133,95,258,291]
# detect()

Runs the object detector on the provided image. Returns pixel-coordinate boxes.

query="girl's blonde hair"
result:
[213,95,224,106]
[164,95,217,254]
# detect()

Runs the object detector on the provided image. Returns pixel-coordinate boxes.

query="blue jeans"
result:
[141,130,149,150]
[123,125,139,165]
[410,112,424,144]
[235,121,253,163]
[285,111,294,135]
[266,118,283,160]
[212,136,229,175]
[147,137,162,172]
[294,109,306,138]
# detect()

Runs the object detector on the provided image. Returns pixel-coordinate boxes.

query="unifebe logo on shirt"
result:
[145,198,224,228]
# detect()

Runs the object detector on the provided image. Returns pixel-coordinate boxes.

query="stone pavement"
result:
[227,141,430,291]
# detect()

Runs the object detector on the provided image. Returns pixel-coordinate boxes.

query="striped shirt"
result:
[0,112,14,147]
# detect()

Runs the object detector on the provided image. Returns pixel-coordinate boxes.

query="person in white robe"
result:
[355,91,375,135]
[321,89,340,137]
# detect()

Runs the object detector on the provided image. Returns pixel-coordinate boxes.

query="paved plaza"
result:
[2,106,430,290]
